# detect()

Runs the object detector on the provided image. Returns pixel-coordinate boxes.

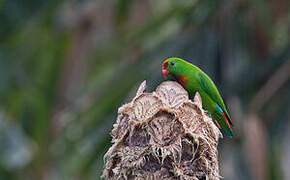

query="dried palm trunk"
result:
[103,81,222,180]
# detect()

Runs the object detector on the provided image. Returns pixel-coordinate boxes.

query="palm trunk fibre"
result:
[103,81,222,180]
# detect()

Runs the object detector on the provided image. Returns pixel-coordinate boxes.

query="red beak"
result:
[162,61,170,79]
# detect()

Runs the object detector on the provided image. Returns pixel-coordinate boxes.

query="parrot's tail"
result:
[214,104,233,137]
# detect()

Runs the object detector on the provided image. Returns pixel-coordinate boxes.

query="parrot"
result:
[162,57,233,137]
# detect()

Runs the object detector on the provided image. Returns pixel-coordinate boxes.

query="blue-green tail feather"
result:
[214,104,233,137]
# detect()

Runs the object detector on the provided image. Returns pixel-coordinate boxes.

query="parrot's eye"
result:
[170,61,175,66]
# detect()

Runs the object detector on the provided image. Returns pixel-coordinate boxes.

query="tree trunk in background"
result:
[103,81,222,180]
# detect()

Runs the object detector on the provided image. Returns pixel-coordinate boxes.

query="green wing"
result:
[197,72,232,125]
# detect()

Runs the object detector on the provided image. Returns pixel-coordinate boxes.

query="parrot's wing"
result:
[197,72,233,126]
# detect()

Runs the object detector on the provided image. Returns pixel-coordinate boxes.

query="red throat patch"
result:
[174,75,188,87]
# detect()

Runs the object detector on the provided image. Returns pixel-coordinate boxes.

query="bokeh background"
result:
[0,0,290,179]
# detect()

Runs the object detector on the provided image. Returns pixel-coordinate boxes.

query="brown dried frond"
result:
[103,81,222,180]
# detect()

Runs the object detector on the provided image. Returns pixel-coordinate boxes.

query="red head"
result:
[162,59,170,78]
[161,57,190,87]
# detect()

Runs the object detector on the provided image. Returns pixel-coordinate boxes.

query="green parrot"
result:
[162,57,233,137]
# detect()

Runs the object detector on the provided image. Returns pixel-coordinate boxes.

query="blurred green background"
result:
[0,0,289,179]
